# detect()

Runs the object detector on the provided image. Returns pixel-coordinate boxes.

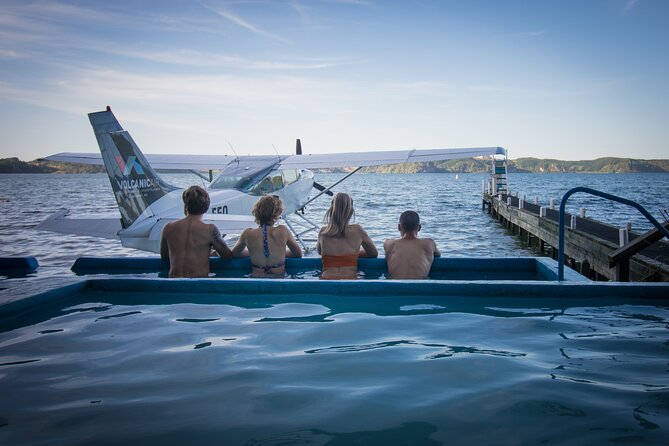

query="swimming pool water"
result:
[1,285,668,445]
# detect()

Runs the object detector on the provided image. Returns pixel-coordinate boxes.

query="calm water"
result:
[0,172,667,277]
[0,290,668,445]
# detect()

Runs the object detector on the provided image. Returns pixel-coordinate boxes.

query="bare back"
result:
[232,225,302,277]
[384,237,439,280]
[160,215,231,278]
[318,224,378,279]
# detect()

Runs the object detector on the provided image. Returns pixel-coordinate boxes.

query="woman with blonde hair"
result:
[232,195,302,277]
[317,192,378,279]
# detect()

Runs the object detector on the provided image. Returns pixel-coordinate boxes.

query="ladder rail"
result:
[557,186,669,281]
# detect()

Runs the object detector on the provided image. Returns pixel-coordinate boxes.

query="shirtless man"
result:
[383,210,441,279]
[160,186,232,278]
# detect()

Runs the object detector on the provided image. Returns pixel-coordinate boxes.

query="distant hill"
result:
[0,158,104,174]
[0,156,667,174]
[509,157,669,173]
[342,157,669,174]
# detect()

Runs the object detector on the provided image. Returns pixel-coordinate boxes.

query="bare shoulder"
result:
[277,224,292,238]
[422,237,437,248]
[350,224,368,235]
[162,221,176,234]
[208,223,222,235]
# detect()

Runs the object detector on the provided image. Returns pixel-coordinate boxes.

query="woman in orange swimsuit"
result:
[232,195,302,277]
[317,192,378,279]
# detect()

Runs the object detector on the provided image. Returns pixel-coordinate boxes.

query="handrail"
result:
[558,187,669,281]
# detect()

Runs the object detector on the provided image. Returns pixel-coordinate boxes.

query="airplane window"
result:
[271,172,284,189]
[283,169,299,185]
[209,175,241,189]
[249,176,274,195]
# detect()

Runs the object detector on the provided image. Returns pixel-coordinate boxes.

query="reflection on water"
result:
[0,297,667,445]
[247,421,441,446]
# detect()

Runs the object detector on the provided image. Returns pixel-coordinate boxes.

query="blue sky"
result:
[1,0,667,161]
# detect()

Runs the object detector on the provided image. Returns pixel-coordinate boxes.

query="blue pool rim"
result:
[70,256,589,282]
[0,256,39,273]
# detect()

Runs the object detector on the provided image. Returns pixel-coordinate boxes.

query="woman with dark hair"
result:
[317,192,378,279]
[232,195,302,277]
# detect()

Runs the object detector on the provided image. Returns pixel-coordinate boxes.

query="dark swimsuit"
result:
[251,225,285,274]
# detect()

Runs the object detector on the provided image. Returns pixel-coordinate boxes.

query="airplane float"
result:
[38,106,507,253]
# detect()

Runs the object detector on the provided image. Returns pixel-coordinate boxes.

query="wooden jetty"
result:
[482,192,669,282]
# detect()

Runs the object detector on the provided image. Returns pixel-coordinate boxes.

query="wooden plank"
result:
[609,220,669,266]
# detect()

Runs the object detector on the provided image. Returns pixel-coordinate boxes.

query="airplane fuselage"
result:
[117,167,316,252]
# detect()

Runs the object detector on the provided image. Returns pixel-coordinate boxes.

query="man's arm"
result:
[284,227,303,258]
[383,239,394,257]
[432,240,441,257]
[231,229,249,257]
[160,226,170,260]
[211,225,233,259]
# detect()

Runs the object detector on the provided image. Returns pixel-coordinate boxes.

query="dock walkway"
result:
[483,193,669,281]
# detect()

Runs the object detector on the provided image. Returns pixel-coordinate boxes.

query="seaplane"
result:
[37,106,507,253]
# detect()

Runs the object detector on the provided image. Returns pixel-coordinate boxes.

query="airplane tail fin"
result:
[89,107,177,229]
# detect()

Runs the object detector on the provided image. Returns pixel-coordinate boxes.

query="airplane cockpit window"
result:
[209,165,275,192]
[247,171,291,195]
[209,175,242,190]
[282,169,300,185]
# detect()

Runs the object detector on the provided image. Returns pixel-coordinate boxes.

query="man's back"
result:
[384,237,438,279]
[161,217,218,278]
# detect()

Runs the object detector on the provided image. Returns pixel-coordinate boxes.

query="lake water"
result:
[0,172,667,276]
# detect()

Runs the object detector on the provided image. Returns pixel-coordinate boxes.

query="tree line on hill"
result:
[1,156,668,174]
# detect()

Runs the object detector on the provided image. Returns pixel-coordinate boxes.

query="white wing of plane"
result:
[45,146,504,171]
[36,209,255,244]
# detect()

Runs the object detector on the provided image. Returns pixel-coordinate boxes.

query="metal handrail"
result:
[558,186,669,281]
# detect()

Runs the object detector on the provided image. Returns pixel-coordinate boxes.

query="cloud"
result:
[204,4,292,43]
[0,66,358,126]
[623,0,639,13]
[108,48,342,70]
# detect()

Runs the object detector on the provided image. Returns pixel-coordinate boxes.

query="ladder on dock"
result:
[491,154,508,194]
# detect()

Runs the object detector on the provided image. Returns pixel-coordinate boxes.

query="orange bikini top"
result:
[321,253,359,269]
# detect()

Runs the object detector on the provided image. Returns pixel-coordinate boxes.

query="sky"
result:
[0,0,668,161]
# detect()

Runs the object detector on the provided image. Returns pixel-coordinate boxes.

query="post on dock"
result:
[539,207,547,218]
[579,208,586,218]
[550,199,555,210]
[519,199,524,210]
[619,228,629,247]
[570,215,576,230]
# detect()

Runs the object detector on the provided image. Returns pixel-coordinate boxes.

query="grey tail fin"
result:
[89,107,177,229]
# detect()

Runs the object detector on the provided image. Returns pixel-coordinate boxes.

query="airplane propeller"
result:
[296,139,333,197]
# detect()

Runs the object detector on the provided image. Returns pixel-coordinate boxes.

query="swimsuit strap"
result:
[252,261,285,274]
[262,224,270,257]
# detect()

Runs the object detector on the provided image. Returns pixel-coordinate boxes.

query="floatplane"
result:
[37,107,506,253]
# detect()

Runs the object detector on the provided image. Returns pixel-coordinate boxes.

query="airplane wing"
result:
[36,209,255,252]
[44,146,505,172]
[35,210,122,239]
[43,152,239,171]
[277,147,506,169]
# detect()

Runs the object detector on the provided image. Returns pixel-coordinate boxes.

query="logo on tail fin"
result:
[115,155,145,175]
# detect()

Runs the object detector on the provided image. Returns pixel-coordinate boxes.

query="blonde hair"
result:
[321,192,354,237]
[253,195,283,226]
